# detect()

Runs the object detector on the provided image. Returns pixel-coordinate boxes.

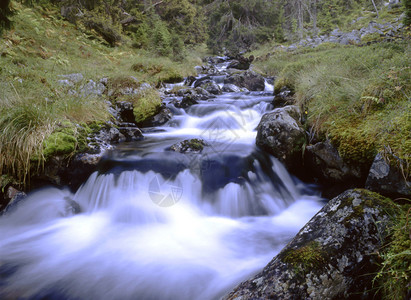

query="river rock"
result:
[256,105,306,172]
[305,140,363,196]
[224,70,265,91]
[175,95,199,109]
[365,152,411,198]
[138,106,172,127]
[119,127,143,141]
[0,187,27,214]
[169,139,208,153]
[222,84,242,93]
[227,55,254,70]
[116,101,135,123]
[272,87,294,108]
[224,189,398,300]
[196,80,222,95]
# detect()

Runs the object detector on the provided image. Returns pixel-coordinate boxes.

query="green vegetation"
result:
[282,241,325,274]
[0,2,206,185]
[132,88,162,124]
[253,42,410,172]
[375,204,411,300]
[0,0,13,34]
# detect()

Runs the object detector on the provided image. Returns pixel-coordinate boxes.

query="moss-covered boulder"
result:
[224,189,399,300]
[256,105,306,173]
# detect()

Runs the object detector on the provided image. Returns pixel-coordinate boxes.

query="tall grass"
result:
[0,87,57,184]
[0,82,110,185]
[253,42,410,168]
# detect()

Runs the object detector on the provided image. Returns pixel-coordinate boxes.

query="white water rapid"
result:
[0,73,324,299]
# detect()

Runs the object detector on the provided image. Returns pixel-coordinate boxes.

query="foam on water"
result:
[0,82,323,300]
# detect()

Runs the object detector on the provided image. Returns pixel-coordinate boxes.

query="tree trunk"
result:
[371,0,379,18]
[298,0,303,39]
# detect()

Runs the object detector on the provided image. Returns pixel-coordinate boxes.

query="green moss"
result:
[132,88,162,124]
[42,123,92,159]
[353,189,400,216]
[330,125,377,165]
[182,139,206,151]
[43,132,77,159]
[282,241,326,274]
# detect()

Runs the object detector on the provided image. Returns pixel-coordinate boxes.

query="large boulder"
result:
[224,189,399,300]
[365,152,411,198]
[224,70,265,91]
[256,106,306,172]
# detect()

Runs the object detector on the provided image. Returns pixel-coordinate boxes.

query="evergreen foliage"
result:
[0,0,13,34]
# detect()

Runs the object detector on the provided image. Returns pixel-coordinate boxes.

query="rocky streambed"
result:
[0,53,409,299]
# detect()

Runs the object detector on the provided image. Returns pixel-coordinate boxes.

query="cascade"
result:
[0,58,323,300]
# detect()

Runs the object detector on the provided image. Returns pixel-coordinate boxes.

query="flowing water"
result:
[0,72,324,299]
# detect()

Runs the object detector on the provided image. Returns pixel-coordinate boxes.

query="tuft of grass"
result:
[374,204,411,300]
[0,87,57,184]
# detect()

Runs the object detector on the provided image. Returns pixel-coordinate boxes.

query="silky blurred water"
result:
[0,86,323,300]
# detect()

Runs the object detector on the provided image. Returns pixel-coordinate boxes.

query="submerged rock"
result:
[256,105,306,173]
[224,189,399,300]
[195,79,222,95]
[222,83,242,93]
[168,139,208,153]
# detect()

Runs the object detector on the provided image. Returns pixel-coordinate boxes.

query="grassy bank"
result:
[252,41,410,174]
[0,3,207,185]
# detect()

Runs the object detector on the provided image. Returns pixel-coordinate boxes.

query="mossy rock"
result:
[107,76,140,99]
[169,138,208,153]
[42,123,91,160]
[224,189,400,300]
[43,132,77,159]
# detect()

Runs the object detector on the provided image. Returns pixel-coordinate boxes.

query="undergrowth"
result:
[0,3,208,185]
